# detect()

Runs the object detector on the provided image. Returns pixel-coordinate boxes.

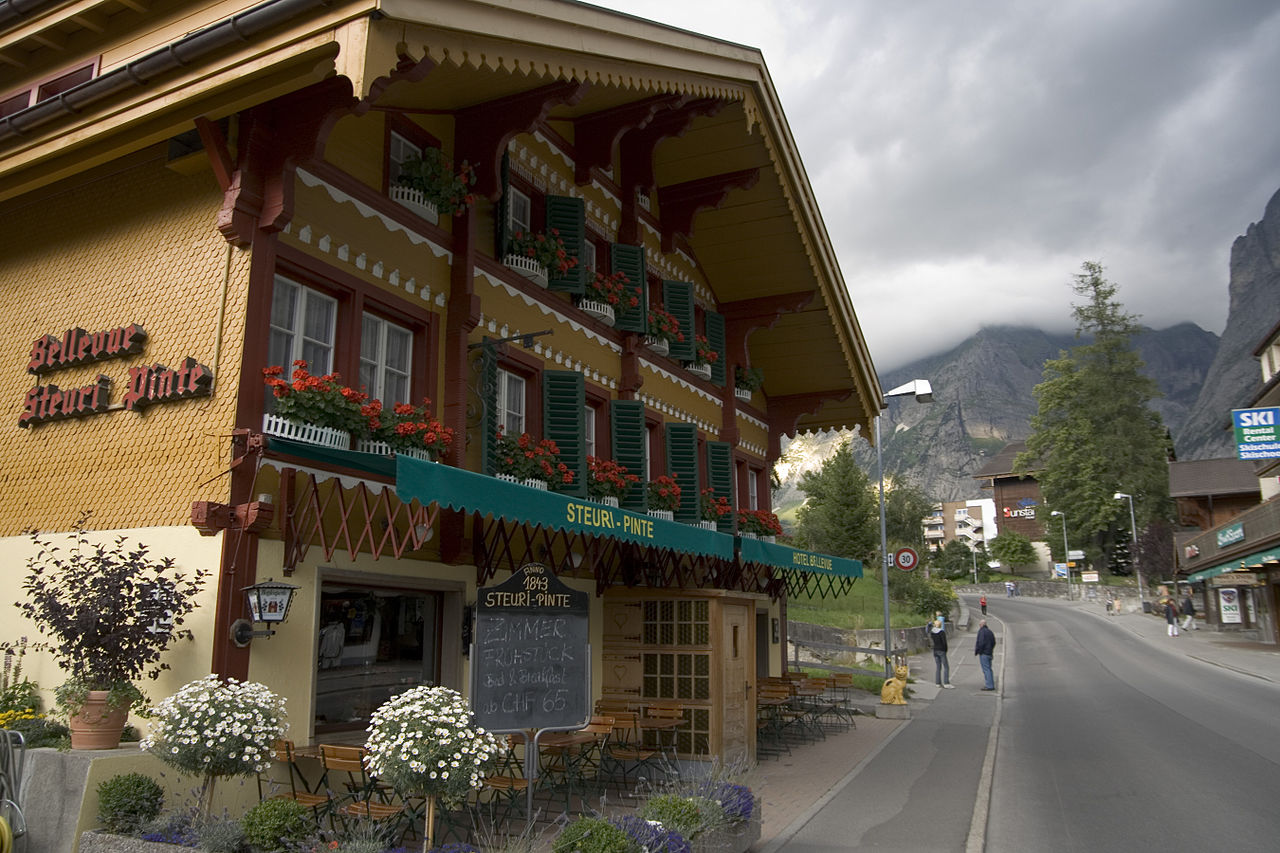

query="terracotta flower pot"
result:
[69,690,129,750]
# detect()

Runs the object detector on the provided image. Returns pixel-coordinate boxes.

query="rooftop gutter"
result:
[0,0,337,145]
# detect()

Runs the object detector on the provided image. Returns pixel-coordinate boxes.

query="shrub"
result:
[638,794,726,840]
[96,772,164,835]
[551,817,640,853]
[4,713,69,749]
[702,781,753,822]
[197,818,246,853]
[610,815,691,853]
[241,798,310,852]
[140,811,198,846]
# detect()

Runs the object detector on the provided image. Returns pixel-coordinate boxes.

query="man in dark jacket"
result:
[930,619,954,688]
[975,619,996,690]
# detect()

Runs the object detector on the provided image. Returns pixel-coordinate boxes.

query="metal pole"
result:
[1124,495,1146,604]
[972,547,978,584]
[877,413,892,677]
[1060,514,1072,600]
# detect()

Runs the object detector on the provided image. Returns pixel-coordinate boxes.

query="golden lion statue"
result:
[880,663,909,705]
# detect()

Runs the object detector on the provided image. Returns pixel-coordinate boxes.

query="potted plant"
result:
[492,427,575,489]
[13,513,206,748]
[586,456,639,506]
[365,685,502,853]
[646,475,682,520]
[645,307,682,357]
[140,675,287,820]
[578,271,639,327]
[733,366,763,402]
[737,508,783,541]
[357,397,454,461]
[686,334,718,380]
[262,360,367,449]
[391,148,477,223]
[699,488,732,531]
[504,228,578,287]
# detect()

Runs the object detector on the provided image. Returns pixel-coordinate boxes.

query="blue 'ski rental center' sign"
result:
[1232,407,1280,460]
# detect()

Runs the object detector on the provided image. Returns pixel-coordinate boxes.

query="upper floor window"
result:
[269,275,337,372]
[496,368,527,435]
[508,186,532,236]
[581,241,598,276]
[388,132,422,188]
[360,313,413,405]
[2,61,96,120]
[748,468,759,510]
[584,403,597,458]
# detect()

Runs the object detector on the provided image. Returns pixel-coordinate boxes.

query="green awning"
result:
[265,436,396,478]
[738,536,863,579]
[1186,545,1280,583]
[394,455,736,560]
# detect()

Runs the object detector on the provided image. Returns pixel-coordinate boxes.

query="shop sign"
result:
[473,562,589,732]
[1002,498,1037,519]
[1218,588,1242,623]
[1211,572,1257,586]
[1081,571,1100,583]
[17,322,212,428]
[1232,407,1280,460]
[1216,523,1245,549]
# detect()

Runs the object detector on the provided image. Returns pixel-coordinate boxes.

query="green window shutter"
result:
[542,370,587,497]
[546,195,586,294]
[664,280,695,361]
[706,441,734,534]
[611,243,648,333]
[611,399,648,512]
[665,422,701,523]
[479,345,499,475]
[705,310,727,386]
[495,152,510,258]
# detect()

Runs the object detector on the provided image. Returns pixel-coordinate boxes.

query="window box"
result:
[354,439,435,461]
[496,473,548,491]
[697,520,717,531]
[388,185,439,224]
[686,362,712,381]
[595,495,620,508]
[740,531,759,540]
[576,298,616,327]
[262,413,350,450]
[644,335,670,357]
[648,509,674,521]
[734,387,752,403]
[503,253,547,288]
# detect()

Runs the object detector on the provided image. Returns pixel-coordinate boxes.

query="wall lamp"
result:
[231,579,300,647]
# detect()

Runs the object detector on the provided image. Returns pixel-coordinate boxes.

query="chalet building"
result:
[0,0,880,765]
[1177,318,1280,642]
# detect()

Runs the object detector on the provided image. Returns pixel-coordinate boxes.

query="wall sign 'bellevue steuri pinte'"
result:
[18,323,214,428]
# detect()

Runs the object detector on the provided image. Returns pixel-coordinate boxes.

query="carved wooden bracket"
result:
[721,290,816,367]
[619,334,645,398]
[766,390,851,462]
[456,81,590,201]
[573,94,686,185]
[656,167,760,253]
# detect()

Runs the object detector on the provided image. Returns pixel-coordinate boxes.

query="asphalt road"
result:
[986,599,1280,852]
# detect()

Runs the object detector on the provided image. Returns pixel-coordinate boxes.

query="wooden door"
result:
[720,602,754,763]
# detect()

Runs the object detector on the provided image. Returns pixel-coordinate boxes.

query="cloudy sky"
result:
[588,0,1280,371]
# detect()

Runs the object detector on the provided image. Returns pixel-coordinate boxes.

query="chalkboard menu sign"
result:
[472,562,590,732]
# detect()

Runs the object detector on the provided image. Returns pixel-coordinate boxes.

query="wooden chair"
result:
[318,744,405,835]
[256,740,330,822]
[602,710,659,792]
[477,734,531,828]
[641,702,687,773]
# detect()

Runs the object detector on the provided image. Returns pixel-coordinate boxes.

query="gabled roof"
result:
[1168,458,1259,498]
[973,441,1033,480]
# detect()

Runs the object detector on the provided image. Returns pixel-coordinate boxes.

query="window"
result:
[584,403,597,457]
[581,241,597,276]
[360,313,412,405]
[388,132,422,187]
[507,186,532,236]
[269,275,337,371]
[496,368,527,434]
[317,582,442,734]
[748,469,759,510]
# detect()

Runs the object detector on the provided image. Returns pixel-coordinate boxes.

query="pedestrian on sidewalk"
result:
[1162,595,1180,637]
[1180,589,1198,631]
[980,594,988,615]
[975,619,996,690]
[931,619,954,688]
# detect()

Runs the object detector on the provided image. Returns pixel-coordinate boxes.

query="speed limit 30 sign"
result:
[894,547,919,571]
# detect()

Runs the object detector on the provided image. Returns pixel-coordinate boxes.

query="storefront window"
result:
[316,583,442,733]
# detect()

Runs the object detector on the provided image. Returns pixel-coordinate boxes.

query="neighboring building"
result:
[1177,318,1280,642]
[0,0,880,768]
[922,498,997,554]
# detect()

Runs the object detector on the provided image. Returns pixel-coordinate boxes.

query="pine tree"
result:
[1017,262,1172,574]
[794,441,879,563]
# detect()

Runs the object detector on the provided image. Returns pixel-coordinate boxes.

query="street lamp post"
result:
[877,379,933,676]
[971,547,979,584]
[1113,492,1147,605]
[1050,510,1072,600]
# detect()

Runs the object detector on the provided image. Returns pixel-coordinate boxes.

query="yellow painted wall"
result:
[0,146,248,535]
